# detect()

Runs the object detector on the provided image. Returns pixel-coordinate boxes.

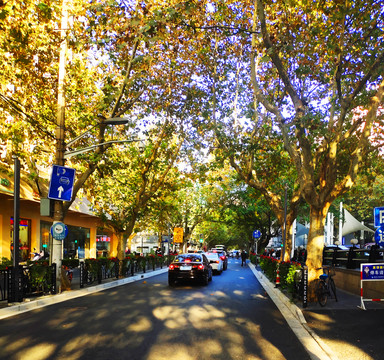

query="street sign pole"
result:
[11,156,23,303]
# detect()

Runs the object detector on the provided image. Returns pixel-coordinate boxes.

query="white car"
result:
[205,252,224,274]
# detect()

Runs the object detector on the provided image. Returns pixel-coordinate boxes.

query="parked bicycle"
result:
[84,265,97,285]
[316,266,338,306]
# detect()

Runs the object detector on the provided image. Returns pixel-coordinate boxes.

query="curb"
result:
[0,268,168,320]
[248,263,339,360]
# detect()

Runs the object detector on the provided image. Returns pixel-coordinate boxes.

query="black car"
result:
[168,253,213,286]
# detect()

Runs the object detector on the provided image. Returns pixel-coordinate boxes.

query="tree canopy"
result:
[1,0,383,297]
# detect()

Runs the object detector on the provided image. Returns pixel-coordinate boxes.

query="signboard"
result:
[253,230,261,239]
[374,207,384,227]
[374,226,384,247]
[361,264,384,281]
[173,227,183,243]
[48,165,75,202]
[359,263,384,310]
[50,222,68,240]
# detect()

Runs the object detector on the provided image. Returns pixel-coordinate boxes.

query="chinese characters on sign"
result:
[361,264,384,280]
[173,227,183,243]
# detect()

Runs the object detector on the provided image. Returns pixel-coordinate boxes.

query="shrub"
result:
[0,257,12,270]
[259,256,302,293]
[62,258,79,268]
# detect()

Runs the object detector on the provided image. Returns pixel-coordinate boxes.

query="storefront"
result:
[0,170,118,262]
[10,217,31,262]
[64,225,90,259]
[96,232,112,258]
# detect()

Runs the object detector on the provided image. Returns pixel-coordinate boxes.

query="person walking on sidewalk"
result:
[241,250,247,266]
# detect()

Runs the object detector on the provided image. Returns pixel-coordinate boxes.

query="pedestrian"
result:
[241,250,247,266]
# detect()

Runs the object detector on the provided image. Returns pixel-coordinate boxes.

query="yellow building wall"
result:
[0,195,102,261]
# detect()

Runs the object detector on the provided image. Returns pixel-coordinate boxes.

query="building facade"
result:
[0,170,118,263]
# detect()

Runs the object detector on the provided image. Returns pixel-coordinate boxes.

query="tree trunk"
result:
[282,218,294,262]
[306,205,329,301]
[116,232,126,261]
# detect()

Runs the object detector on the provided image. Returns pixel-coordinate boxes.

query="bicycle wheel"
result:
[329,277,338,302]
[317,280,328,307]
[86,271,94,285]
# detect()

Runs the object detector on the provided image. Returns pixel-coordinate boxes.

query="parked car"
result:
[168,253,212,286]
[205,252,224,274]
[324,244,349,250]
[363,242,384,257]
[210,248,228,270]
[187,249,204,254]
[229,250,240,259]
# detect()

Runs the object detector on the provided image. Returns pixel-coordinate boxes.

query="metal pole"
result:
[12,156,22,302]
[281,186,288,261]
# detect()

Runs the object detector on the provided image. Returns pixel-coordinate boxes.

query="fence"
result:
[0,268,9,302]
[78,255,169,288]
[0,263,56,303]
[323,246,384,269]
[0,255,170,303]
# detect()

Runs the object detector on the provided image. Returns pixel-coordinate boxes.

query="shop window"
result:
[64,226,90,259]
[40,221,52,255]
[96,234,111,258]
[10,218,31,262]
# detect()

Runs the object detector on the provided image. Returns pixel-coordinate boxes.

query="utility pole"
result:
[50,0,69,292]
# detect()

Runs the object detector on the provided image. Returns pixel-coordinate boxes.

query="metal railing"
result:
[78,257,168,289]
[0,268,9,301]
[1,263,56,303]
[323,247,384,269]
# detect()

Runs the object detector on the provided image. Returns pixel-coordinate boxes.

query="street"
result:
[0,258,310,360]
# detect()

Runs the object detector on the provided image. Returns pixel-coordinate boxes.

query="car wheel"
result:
[168,277,176,287]
[202,274,209,286]
[209,271,213,281]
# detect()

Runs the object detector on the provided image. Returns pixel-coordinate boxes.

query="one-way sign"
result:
[48,165,75,202]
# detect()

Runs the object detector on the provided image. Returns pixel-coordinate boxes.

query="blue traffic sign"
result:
[374,226,384,247]
[374,207,384,227]
[253,230,261,239]
[48,165,75,202]
[50,222,68,240]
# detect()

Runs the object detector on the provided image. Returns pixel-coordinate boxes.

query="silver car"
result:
[205,252,224,274]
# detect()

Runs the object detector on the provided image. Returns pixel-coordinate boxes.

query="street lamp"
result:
[52,116,144,291]
[64,117,138,159]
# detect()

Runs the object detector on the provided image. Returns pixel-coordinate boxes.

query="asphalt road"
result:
[303,305,384,360]
[0,258,310,360]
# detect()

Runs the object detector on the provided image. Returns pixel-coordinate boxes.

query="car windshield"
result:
[174,255,202,262]
[205,253,219,260]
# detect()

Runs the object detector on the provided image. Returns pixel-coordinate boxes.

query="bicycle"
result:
[84,265,97,285]
[316,266,338,306]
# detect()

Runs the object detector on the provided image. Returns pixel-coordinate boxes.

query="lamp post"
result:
[52,116,140,292]
[11,156,22,302]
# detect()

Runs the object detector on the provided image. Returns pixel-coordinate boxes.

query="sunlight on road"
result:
[127,315,153,332]
[18,343,56,360]
[150,302,287,360]
[306,312,374,360]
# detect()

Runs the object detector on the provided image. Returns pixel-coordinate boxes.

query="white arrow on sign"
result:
[58,186,64,198]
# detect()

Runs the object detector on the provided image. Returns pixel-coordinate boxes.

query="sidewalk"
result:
[249,263,384,360]
[0,267,168,320]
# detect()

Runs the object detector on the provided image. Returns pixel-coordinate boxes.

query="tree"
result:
[251,0,384,298]
[87,119,184,260]
[172,0,384,299]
